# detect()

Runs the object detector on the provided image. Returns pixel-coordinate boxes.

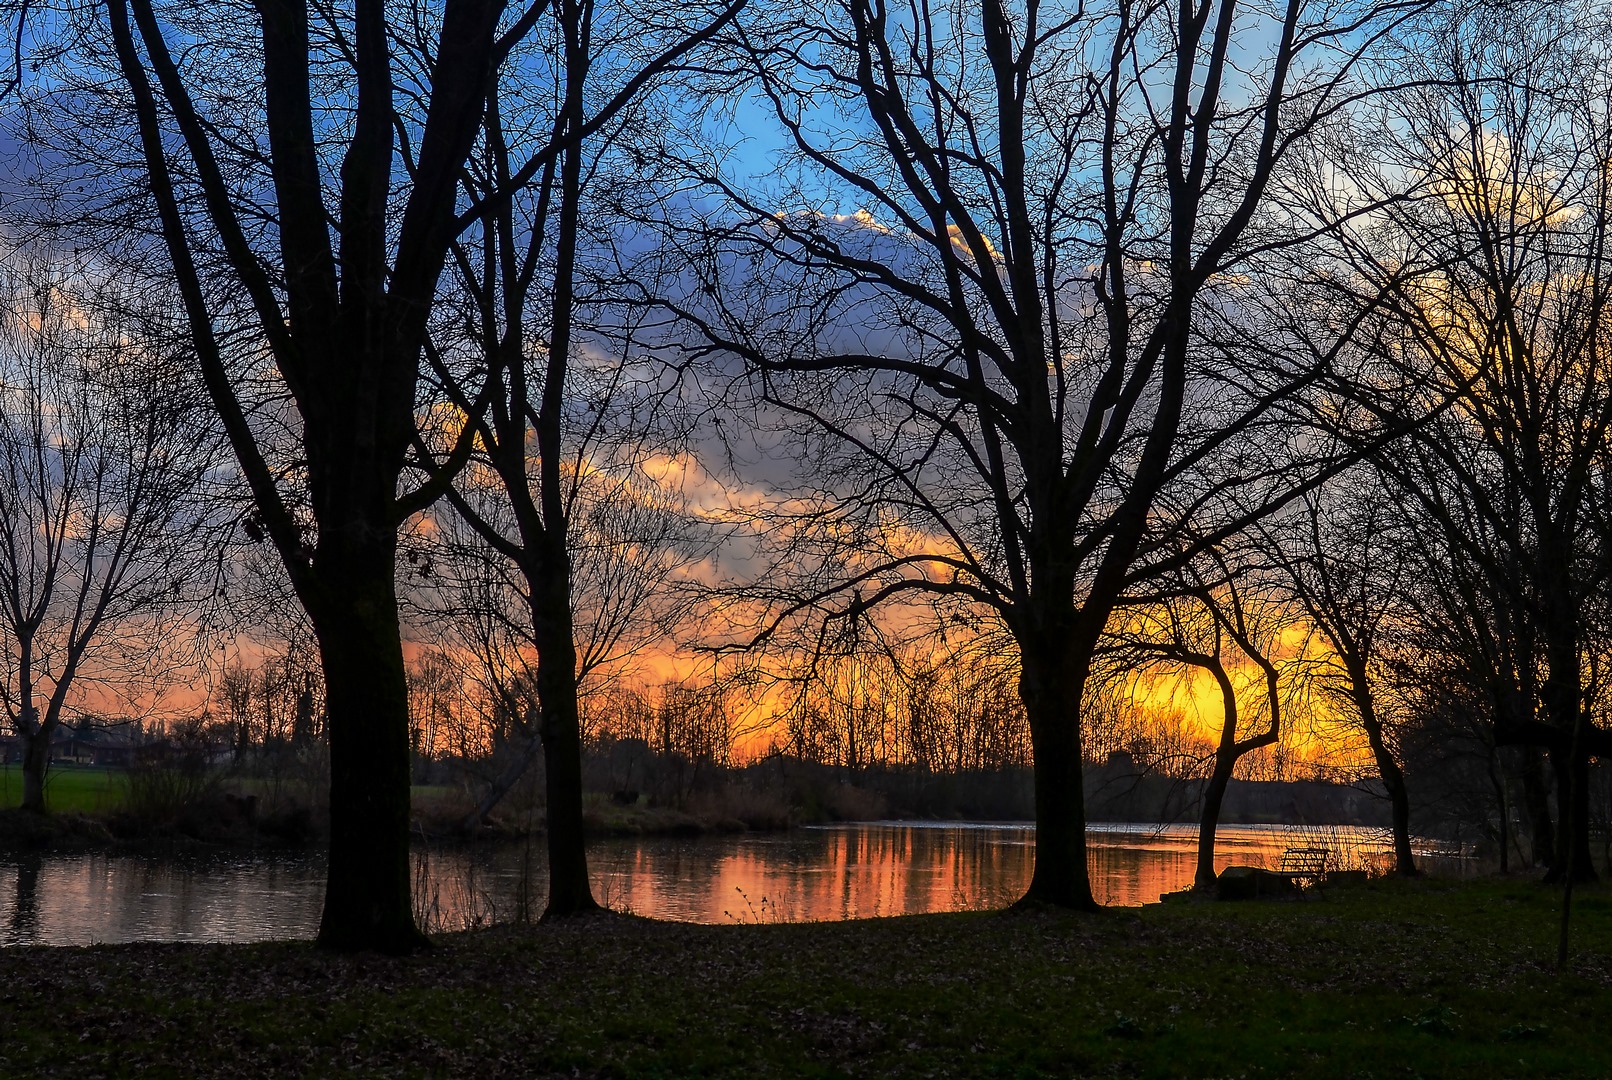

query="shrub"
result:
[118,718,226,835]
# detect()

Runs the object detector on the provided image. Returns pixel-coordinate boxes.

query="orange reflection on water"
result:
[592,825,1039,922]
[4,823,1456,944]
[586,822,1418,923]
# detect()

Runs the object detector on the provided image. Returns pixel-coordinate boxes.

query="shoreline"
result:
[0,799,1468,858]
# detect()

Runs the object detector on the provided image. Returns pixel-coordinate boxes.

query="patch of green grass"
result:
[0,763,124,813]
[0,876,1607,1077]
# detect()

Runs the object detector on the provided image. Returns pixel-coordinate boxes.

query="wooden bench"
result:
[1276,846,1331,896]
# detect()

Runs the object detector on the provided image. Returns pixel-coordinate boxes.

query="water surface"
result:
[0,821,1463,946]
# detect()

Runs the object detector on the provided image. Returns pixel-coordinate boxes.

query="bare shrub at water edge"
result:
[411,837,500,934]
[685,784,793,830]
[592,873,637,917]
[949,882,1019,913]
[724,886,781,924]
[818,783,889,823]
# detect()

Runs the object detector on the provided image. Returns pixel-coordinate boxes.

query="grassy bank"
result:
[1,877,1607,1077]
[0,766,787,847]
[0,764,123,814]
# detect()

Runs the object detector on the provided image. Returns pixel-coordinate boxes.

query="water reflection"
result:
[9,853,39,942]
[591,824,1038,923]
[0,851,325,947]
[0,822,1466,946]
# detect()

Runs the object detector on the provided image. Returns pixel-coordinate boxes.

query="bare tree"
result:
[88,0,553,950]
[662,0,1417,907]
[1260,473,1420,875]
[1117,555,1293,888]
[0,255,218,813]
[422,461,709,820]
[1336,2,1612,882]
[409,0,744,917]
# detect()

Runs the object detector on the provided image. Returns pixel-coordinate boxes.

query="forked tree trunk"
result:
[311,541,428,954]
[109,0,508,955]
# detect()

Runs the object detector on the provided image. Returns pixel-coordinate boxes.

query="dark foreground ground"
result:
[2,877,1608,1078]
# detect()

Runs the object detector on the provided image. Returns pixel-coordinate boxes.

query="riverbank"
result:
[0,769,796,853]
[2,877,1606,1077]
[2,760,1419,855]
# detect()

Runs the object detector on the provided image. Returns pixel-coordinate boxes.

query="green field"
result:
[0,765,462,820]
[0,764,124,814]
[0,876,1607,1077]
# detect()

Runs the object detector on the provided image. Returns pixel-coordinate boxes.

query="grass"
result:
[0,876,1607,1077]
[0,765,466,821]
[0,764,124,814]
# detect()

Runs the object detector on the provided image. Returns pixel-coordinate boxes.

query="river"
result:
[0,821,1467,946]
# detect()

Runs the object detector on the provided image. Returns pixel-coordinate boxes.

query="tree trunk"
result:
[1490,751,1510,874]
[1537,579,1595,883]
[19,724,48,814]
[1360,713,1417,876]
[1544,745,1597,884]
[1196,752,1235,890]
[1195,657,1240,890]
[311,544,429,954]
[1521,749,1555,867]
[535,574,598,919]
[1334,658,1417,876]
[1017,650,1097,910]
[538,677,596,919]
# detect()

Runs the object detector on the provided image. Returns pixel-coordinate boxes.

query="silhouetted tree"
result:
[0,257,217,813]
[412,0,743,917]
[1261,474,1419,875]
[1118,555,1293,888]
[103,0,542,950]
[667,0,1418,907]
[1339,3,1612,881]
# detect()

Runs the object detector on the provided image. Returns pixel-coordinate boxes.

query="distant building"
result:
[0,719,151,768]
[62,726,142,768]
[0,716,228,771]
